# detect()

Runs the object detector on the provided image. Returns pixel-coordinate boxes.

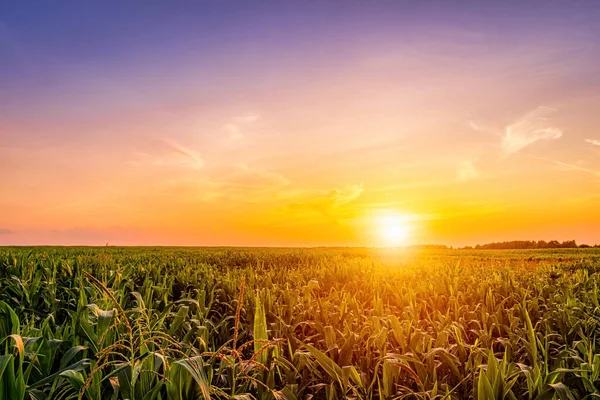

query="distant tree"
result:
[561,240,577,248]
[469,239,581,250]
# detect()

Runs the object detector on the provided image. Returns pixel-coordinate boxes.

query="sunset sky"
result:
[1,1,600,246]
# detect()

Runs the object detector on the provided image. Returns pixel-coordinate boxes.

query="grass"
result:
[1,246,600,399]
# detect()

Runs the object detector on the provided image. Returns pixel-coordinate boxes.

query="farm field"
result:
[2,247,600,399]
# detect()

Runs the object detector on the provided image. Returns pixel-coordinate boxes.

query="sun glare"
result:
[377,213,412,247]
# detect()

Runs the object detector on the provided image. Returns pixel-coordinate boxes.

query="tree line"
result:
[459,240,600,250]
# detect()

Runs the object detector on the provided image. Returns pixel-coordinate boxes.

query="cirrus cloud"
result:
[131,138,204,170]
[502,106,563,154]
[457,160,480,181]
[288,183,364,218]
[223,113,260,142]
[585,139,600,146]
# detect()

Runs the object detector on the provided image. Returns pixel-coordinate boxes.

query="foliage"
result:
[1,246,600,399]
[471,240,583,250]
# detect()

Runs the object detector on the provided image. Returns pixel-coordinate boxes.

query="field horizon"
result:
[2,239,599,250]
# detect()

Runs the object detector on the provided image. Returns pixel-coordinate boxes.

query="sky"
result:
[1,1,600,247]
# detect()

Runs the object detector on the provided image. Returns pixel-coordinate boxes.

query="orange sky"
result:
[1,2,599,246]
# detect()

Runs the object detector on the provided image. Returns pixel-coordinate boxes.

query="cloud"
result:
[131,138,204,170]
[536,157,599,175]
[235,113,260,123]
[329,183,364,207]
[288,184,364,218]
[189,165,291,203]
[502,107,563,154]
[0,228,14,234]
[161,138,204,169]
[585,139,600,146]
[550,160,593,173]
[236,164,291,186]
[468,120,483,132]
[224,123,243,140]
[458,160,480,181]
[223,113,260,141]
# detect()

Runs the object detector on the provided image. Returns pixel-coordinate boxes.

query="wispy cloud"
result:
[502,106,563,154]
[550,160,593,173]
[329,183,364,207]
[162,138,204,169]
[457,160,480,181]
[235,113,260,123]
[131,138,204,170]
[0,228,14,235]
[223,113,260,141]
[288,184,364,218]
[468,120,483,132]
[536,157,599,175]
[585,139,600,146]
[187,164,291,203]
[236,164,291,186]
[224,123,243,140]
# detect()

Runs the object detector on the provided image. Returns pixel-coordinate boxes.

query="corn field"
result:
[1,246,600,399]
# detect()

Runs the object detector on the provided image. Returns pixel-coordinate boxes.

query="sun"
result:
[377,213,412,247]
